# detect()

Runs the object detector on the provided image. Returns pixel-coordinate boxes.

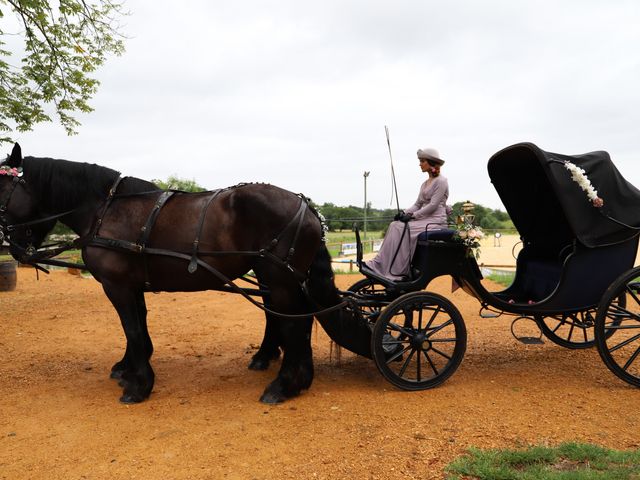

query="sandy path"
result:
[1,267,639,479]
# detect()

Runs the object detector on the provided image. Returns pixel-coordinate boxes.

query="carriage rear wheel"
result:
[595,267,640,388]
[535,297,625,350]
[371,291,466,390]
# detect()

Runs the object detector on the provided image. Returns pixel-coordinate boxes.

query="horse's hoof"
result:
[248,357,270,371]
[259,391,285,404]
[248,349,281,371]
[119,393,144,404]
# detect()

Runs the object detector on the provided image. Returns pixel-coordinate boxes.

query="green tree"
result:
[0,0,125,142]
[152,175,206,192]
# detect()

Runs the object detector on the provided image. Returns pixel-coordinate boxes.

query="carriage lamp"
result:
[461,201,475,224]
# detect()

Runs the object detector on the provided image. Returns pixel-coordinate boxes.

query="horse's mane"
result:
[18,156,154,212]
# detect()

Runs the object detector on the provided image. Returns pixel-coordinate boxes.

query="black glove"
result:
[399,213,413,223]
[393,211,405,221]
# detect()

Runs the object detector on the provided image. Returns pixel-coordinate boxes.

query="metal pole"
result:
[363,171,370,239]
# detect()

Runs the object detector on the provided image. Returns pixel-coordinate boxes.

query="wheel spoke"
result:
[398,349,416,377]
[425,305,441,330]
[387,322,413,338]
[609,332,640,353]
[582,322,589,342]
[385,345,409,365]
[418,307,423,331]
[567,320,575,341]
[423,350,439,376]
[383,338,408,345]
[626,284,640,308]
[426,318,453,337]
[416,348,421,381]
[429,337,457,343]
[551,316,567,333]
[607,303,640,323]
[430,346,453,361]
[622,346,640,371]
[603,323,640,331]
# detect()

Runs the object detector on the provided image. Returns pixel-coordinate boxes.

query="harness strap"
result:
[188,189,223,274]
[138,191,174,246]
[284,199,308,264]
[5,207,79,233]
[141,246,350,318]
[267,196,306,251]
[92,175,124,237]
[137,190,175,290]
[91,236,146,253]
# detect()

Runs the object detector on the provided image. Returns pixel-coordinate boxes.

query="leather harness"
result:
[54,177,309,291]
[0,174,350,318]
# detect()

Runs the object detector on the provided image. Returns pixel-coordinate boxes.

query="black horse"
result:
[0,143,367,404]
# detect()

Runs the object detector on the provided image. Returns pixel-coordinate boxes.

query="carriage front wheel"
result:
[595,267,640,388]
[371,291,466,390]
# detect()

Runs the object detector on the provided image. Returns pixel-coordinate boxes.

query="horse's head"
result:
[0,143,56,261]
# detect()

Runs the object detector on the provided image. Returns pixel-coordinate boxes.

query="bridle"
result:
[0,169,81,261]
[0,173,26,246]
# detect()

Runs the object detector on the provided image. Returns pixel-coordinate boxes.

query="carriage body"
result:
[348,142,640,391]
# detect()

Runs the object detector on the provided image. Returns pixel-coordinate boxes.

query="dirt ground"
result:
[1,266,640,480]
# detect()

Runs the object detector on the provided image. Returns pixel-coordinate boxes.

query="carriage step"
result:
[510,316,544,345]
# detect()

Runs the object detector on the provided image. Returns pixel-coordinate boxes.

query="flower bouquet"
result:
[453,222,485,259]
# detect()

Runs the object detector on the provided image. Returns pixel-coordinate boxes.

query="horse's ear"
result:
[6,143,23,168]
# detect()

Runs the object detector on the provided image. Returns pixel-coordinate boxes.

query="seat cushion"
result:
[417,228,456,242]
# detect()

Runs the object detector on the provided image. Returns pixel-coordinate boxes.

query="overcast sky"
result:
[8,1,640,211]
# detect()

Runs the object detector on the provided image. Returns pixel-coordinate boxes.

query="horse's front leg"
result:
[109,293,153,381]
[102,282,154,403]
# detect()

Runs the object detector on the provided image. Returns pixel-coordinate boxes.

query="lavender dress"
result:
[366,175,449,280]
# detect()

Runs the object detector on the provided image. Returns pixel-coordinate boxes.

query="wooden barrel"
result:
[0,261,17,291]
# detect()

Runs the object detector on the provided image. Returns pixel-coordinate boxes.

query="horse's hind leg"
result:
[260,315,314,403]
[248,292,282,370]
[102,282,154,403]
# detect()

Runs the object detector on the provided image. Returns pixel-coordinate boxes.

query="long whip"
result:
[385,125,401,212]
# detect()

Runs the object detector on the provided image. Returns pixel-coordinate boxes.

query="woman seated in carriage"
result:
[363,147,452,281]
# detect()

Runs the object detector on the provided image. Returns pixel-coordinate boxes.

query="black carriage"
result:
[337,142,640,391]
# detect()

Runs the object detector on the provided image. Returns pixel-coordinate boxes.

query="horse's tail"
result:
[306,243,372,359]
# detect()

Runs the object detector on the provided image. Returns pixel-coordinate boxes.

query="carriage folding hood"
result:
[487,142,640,250]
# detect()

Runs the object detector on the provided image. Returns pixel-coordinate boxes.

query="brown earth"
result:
[1,267,639,480]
